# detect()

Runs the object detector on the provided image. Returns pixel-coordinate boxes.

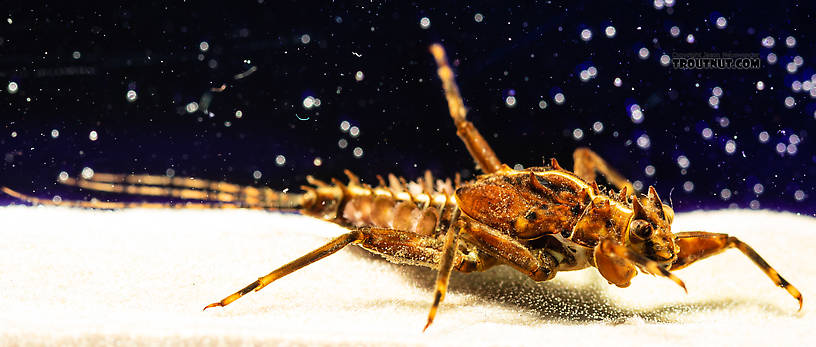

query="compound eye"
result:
[630,219,653,240]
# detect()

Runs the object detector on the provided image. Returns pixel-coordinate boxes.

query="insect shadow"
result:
[346,246,790,324]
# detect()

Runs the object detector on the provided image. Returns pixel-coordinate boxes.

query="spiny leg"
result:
[424,209,461,332]
[429,44,503,174]
[204,230,365,310]
[572,147,635,195]
[81,172,245,193]
[204,225,496,312]
[673,231,802,310]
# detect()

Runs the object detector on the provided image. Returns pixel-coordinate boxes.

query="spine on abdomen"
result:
[299,171,458,237]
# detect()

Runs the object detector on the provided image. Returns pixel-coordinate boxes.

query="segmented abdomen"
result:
[299,171,458,237]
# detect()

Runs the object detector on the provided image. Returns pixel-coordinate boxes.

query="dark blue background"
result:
[1,1,814,215]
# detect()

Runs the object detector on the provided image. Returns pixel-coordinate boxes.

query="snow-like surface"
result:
[0,206,812,346]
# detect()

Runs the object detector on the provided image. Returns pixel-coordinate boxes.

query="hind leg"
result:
[203,225,496,311]
[430,44,503,174]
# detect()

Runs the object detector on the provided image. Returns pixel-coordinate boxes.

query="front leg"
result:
[673,231,803,310]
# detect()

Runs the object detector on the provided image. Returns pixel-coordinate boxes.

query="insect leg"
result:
[572,147,635,195]
[461,221,558,282]
[424,210,461,332]
[673,231,803,310]
[429,44,503,174]
[203,225,495,312]
[596,238,686,291]
[204,230,365,310]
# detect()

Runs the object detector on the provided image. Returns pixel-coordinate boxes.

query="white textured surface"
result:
[0,206,812,346]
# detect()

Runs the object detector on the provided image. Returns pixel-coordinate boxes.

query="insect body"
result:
[2,44,802,330]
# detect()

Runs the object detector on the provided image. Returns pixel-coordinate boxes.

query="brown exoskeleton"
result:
[2,44,802,331]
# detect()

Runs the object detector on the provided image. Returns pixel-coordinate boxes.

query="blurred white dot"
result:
[767,53,777,65]
[786,62,797,74]
[300,34,311,44]
[792,81,802,92]
[89,130,98,141]
[712,86,723,97]
[72,51,81,59]
[793,56,804,67]
[784,96,795,108]
[513,164,524,170]
[166,168,175,177]
[58,171,69,182]
[786,36,797,48]
[789,134,800,145]
[10,131,16,138]
[50,129,59,138]
[186,102,199,113]
[686,34,695,44]
[353,147,364,158]
[125,90,137,102]
[775,142,786,154]
[670,26,680,37]
[349,126,360,137]
[653,0,664,9]
[644,165,656,177]
[587,66,597,77]
[756,81,765,90]
[749,200,760,209]
[758,131,770,143]
[708,96,720,108]
[419,17,431,29]
[81,167,95,180]
[355,71,364,82]
[762,36,775,48]
[235,110,243,118]
[660,54,670,66]
[338,138,348,149]
[572,128,584,140]
[724,140,736,154]
[579,70,590,82]
[313,157,323,166]
[553,93,565,104]
[637,134,651,149]
[275,155,286,166]
[199,41,210,52]
[538,100,548,109]
[580,29,592,41]
[718,117,730,128]
[787,143,798,155]
[753,183,764,195]
[665,0,675,7]
[605,26,616,38]
[613,77,622,87]
[252,170,262,179]
[303,96,315,109]
[505,95,517,107]
[720,188,732,200]
[677,155,690,169]
[638,47,650,59]
[715,16,727,29]
[633,180,644,192]
[340,121,351,132]
[7,81,18,94]
[474,13,484,23]
[683,181,694,192]
[794,190,806,201]
[592,121,603,133]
